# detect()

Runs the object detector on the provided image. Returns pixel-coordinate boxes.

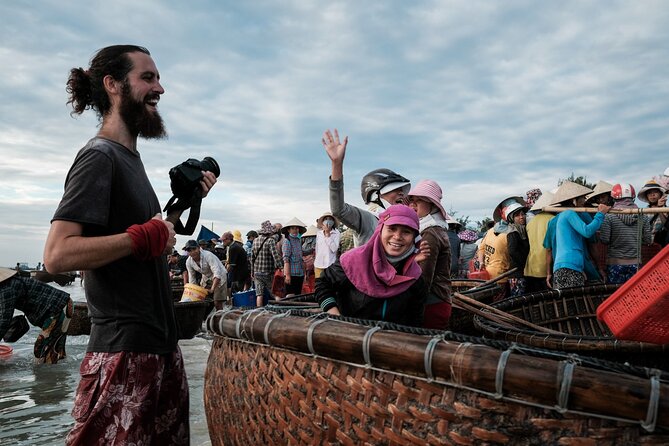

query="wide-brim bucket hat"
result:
[232,230,243,243]
[492,196,526,222]
[530,191,555,212]
[550,181,593,206]
[259,220,275,235]
[584,180,613,205]
[281,217,307,235]
[637,179,667,203]
[316,212,340,228]
[408,179,451,220]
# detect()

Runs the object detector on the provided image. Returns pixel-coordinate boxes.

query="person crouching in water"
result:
[316,205,428,327]
[407,180,452,329]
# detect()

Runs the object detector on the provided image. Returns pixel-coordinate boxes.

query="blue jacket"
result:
[544,210,604,274]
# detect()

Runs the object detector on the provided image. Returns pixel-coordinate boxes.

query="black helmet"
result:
[360,168,411,208]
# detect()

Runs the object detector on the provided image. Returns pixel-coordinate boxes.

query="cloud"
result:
[1,0,668,267]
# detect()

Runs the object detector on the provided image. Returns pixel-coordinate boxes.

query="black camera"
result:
[164,156,220,235]
[168,157,220,200]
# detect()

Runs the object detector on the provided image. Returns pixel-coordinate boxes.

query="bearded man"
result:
[44,45,217,445]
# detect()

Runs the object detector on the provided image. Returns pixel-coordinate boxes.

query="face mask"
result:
[324,219,334,228]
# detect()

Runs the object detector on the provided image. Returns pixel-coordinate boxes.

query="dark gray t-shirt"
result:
[53,137,177,354]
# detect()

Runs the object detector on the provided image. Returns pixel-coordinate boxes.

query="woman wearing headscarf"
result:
[315,205,428,327]
[599,184,652,284]
[504,202,530,296]
[408,180,452,329]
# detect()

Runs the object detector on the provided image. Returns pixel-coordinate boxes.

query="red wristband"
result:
[126,219,170,260]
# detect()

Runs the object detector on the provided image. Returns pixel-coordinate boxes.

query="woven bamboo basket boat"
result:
[204,307,669,445]
[449,279,502,335]
[473,284,669,370]
[67,299,213,339]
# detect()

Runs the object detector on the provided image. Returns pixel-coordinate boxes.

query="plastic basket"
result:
[596,243,669,344]
[232,289,270,307]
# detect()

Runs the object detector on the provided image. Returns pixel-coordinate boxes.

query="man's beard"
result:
[119,82,167,139]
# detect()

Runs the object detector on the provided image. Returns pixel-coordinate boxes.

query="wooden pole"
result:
[469,267,518,289]
[452,292,563,335]
[542,206,669,214]
[209,310,669,428]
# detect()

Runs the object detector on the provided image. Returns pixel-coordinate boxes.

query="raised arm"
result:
[322,128,348,181]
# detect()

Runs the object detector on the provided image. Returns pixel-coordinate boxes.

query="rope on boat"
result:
[450,342,473,386]
[555,360,576,413]
[494,343,519,399]
[219,324,667,432]
[306,317,329,355]
[423,334,448,381]
[362,326,382,368]
[263,311,291,345]
[237,308,265,341]
[236,306,669,381]
[206,308,238,334]
[642,369,662,432]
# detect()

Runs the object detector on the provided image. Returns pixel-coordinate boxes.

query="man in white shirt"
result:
[183,239,228,309]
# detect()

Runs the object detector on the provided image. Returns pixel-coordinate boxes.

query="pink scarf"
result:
[340,211,422,298]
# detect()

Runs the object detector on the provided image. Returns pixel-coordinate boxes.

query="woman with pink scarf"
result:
[315,205,428,327]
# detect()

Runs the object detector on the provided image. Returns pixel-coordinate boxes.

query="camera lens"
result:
[200,157,220,178]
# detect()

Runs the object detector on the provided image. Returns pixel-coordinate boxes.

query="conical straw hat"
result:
[530,191,555,212]
[303,225,318,237]
[281,217,307,234]
[550,181,593,205]
[584,180,613,204]
[0,267,18,284]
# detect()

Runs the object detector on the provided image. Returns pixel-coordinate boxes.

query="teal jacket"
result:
[544,210,604,274]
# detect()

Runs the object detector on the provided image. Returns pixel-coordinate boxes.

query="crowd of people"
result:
[169,127,669,337]
[26,44,667,444]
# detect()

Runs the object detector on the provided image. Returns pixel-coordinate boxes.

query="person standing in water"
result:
[44,45,217,445]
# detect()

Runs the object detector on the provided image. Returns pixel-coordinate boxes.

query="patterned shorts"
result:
[66,348,189,445]
[553,268,585,290]
[606,264,639,285]
[254,272,273,297]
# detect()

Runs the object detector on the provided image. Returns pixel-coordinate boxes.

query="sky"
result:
[1,0,668,268]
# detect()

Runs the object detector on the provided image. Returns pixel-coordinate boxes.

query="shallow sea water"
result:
[0,281,213,445]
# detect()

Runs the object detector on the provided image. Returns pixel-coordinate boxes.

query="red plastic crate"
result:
[596,243,669,344]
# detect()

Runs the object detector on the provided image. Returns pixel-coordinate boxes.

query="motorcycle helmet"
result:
[360,168,410,208]
[610,183,635,200]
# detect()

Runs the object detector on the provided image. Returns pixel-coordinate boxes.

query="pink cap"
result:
[378,204,420,232]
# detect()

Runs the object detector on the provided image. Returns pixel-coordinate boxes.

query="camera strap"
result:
[163,191,202,235]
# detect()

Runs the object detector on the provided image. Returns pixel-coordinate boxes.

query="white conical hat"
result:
[530,191,555,212]
[303,225,318,237]
[550,181,593,205]
[281,217,307,234]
